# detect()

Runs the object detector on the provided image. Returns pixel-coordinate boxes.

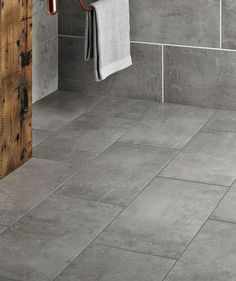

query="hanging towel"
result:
[85,0,132,81]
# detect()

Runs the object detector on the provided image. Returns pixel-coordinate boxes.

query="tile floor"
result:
[0,90,236,280]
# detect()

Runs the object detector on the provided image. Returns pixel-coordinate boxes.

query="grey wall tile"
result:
[55,243,175,281]
[222,0,236,49]
[33,36,58,103]
[130,0,220,47]
[165,220,236,281]
[59,36,162,101]
[165,46,236,110]
[96,177,224,259]
[0,195,122,281]
[33,0,58,102]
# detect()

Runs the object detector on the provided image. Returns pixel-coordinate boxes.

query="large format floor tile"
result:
[121,104,215,149]
[33,129,53,147]
[160,131,236,186]
[58,142,177,206]
[222,0,236,49]
[0,195,122,281]
[0,158,76,226]
[33,113,135,168]
[95,177,224,258]
[0,227,5,234]
[203,110,236,133]
[211,181,236,223]
[87,97,154,121]
[165,220,236,281]
[33,90,103,132]
[55,243,175,281]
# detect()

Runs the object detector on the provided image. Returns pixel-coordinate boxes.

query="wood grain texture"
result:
[0,0,32,178]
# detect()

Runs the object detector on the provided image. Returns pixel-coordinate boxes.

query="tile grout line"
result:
[161,178,235,281]
[52,149,179,281]
[94,242,177,261]
[220,0,222,49]
[162,45,165,103]
[58,34,236,53]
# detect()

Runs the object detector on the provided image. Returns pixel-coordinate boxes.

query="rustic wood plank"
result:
[0,0,32,178]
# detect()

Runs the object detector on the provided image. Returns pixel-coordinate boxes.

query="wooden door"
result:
[0,0,32,178]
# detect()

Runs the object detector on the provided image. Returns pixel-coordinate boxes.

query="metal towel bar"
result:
[47,0,92,15]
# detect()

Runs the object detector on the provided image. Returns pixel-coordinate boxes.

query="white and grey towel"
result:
[85,0,132,81]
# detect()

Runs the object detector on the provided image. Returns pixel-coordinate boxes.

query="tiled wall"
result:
[58,0,236,108]
[33,0,58,103]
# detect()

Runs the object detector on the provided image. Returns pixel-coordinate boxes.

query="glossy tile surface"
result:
[96,177,224,258]
[58,142,177,206]
[55,243,175,281]
[160,131,236,186]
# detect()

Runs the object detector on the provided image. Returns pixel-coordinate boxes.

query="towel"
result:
[85,0,132,81]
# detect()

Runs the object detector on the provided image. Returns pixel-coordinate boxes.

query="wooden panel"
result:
[0,0,32,178]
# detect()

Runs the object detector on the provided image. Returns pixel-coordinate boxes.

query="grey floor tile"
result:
[0,227,5,234]
[33,90,103,132]
[121,104,216,149]
[87,96,155,121]
[95,177,224,258]
[165,220,236,281]
[33,129,53,147]
[0,195,122,281]
[203,110,236,133]
[0,158,76,226]
[211,181,236,223]
[55,243,175,281]
[58,142,177,207]
[160,131,236,186]
[33,113,136,169]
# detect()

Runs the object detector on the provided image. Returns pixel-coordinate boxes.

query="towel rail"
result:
[79,0,93,11]
[47,0,92,15]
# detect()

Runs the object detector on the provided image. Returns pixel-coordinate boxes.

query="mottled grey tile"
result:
[222,0,236,49]
[33,112,135,168]
[211,181,236,223]
[33,129,53,147]
[165,220,236,281]
[160,131,236,186]
[0,195,122,281]
[55,243,175,281]
[58,0,92,36]
[58,142,177,206]
[59,37,162,101]
[165,46,236,110]
[33,90,103,131]
[203,110,236,133]
[130,0,220,47]
[0,227,5,234]
[0,158,76,226]
[33,36,58,103]
[87,96,154,121]
[121,103,216,149]
[96,177,224,258]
